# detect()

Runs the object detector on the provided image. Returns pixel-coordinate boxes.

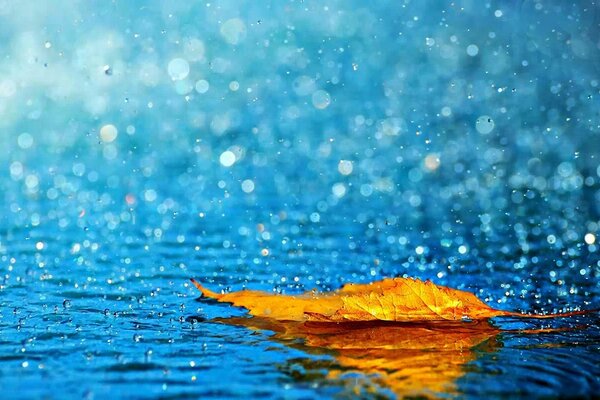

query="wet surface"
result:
[1,1,600,398]
[0,192,598,398]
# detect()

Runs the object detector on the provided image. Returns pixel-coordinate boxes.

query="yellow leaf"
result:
[190,277,590,322]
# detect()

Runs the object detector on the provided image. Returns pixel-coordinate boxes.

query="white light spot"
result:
[219,150,236,167]
[424,153,440,171]
[100,124,118,143]
[167,58,190,81]
[312,90,331,109]
[584,233,596,245]
[494,9,503,17]
[229,81,240,91]
[25,174,39,189]
[241,179,255,193]
[195,79,209,94]
[338,160,353,175]
[466,44,479,57]
[10,161,23,179]
[441,106,452,117]
[425,37,435,47]
[144,189,157,202]
[458,245,468,254]
[17,133,34,149]
[332,183,346,198]
[35,242,44,251]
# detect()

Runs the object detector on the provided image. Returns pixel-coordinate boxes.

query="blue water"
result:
[1,1,599,398]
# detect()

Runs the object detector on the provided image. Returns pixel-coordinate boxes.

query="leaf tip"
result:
[189,278,220,299]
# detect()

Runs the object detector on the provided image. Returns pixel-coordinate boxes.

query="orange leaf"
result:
[190,277,592,322]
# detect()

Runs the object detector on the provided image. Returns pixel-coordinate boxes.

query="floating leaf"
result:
[190,277,591,322]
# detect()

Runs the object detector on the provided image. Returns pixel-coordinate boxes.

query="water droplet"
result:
[312,90,331,109]
[17,133,34,149]
[338,160,353,175]
[195,79,209,94]
[219,150,236,167]
[584,233,596,245]
[466,44,479,57]
[475,116,495,134]
[99,124,118,143]
[241,179,255,193]
[167,58,190,81]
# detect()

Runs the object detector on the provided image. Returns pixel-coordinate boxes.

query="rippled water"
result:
[1,181,598,399]
[1,1,600,398]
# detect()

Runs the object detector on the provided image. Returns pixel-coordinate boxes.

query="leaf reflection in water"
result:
[213,317,502,398]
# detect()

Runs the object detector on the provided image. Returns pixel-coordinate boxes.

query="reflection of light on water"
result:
[216,317,501,398]
[212,315,597,398]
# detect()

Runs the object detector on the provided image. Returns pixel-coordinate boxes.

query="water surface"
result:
[0,1,599,398]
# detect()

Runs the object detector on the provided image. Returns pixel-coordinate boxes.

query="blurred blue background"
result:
[0,1,599,398]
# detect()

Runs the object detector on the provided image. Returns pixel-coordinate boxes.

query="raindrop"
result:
[167,58,190,81]
[100,124,118,143]
[475,116,495,134]
[312,90,331,109]
[219,150,236,167]
[195,79,209,94]
[466,44,479,57]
